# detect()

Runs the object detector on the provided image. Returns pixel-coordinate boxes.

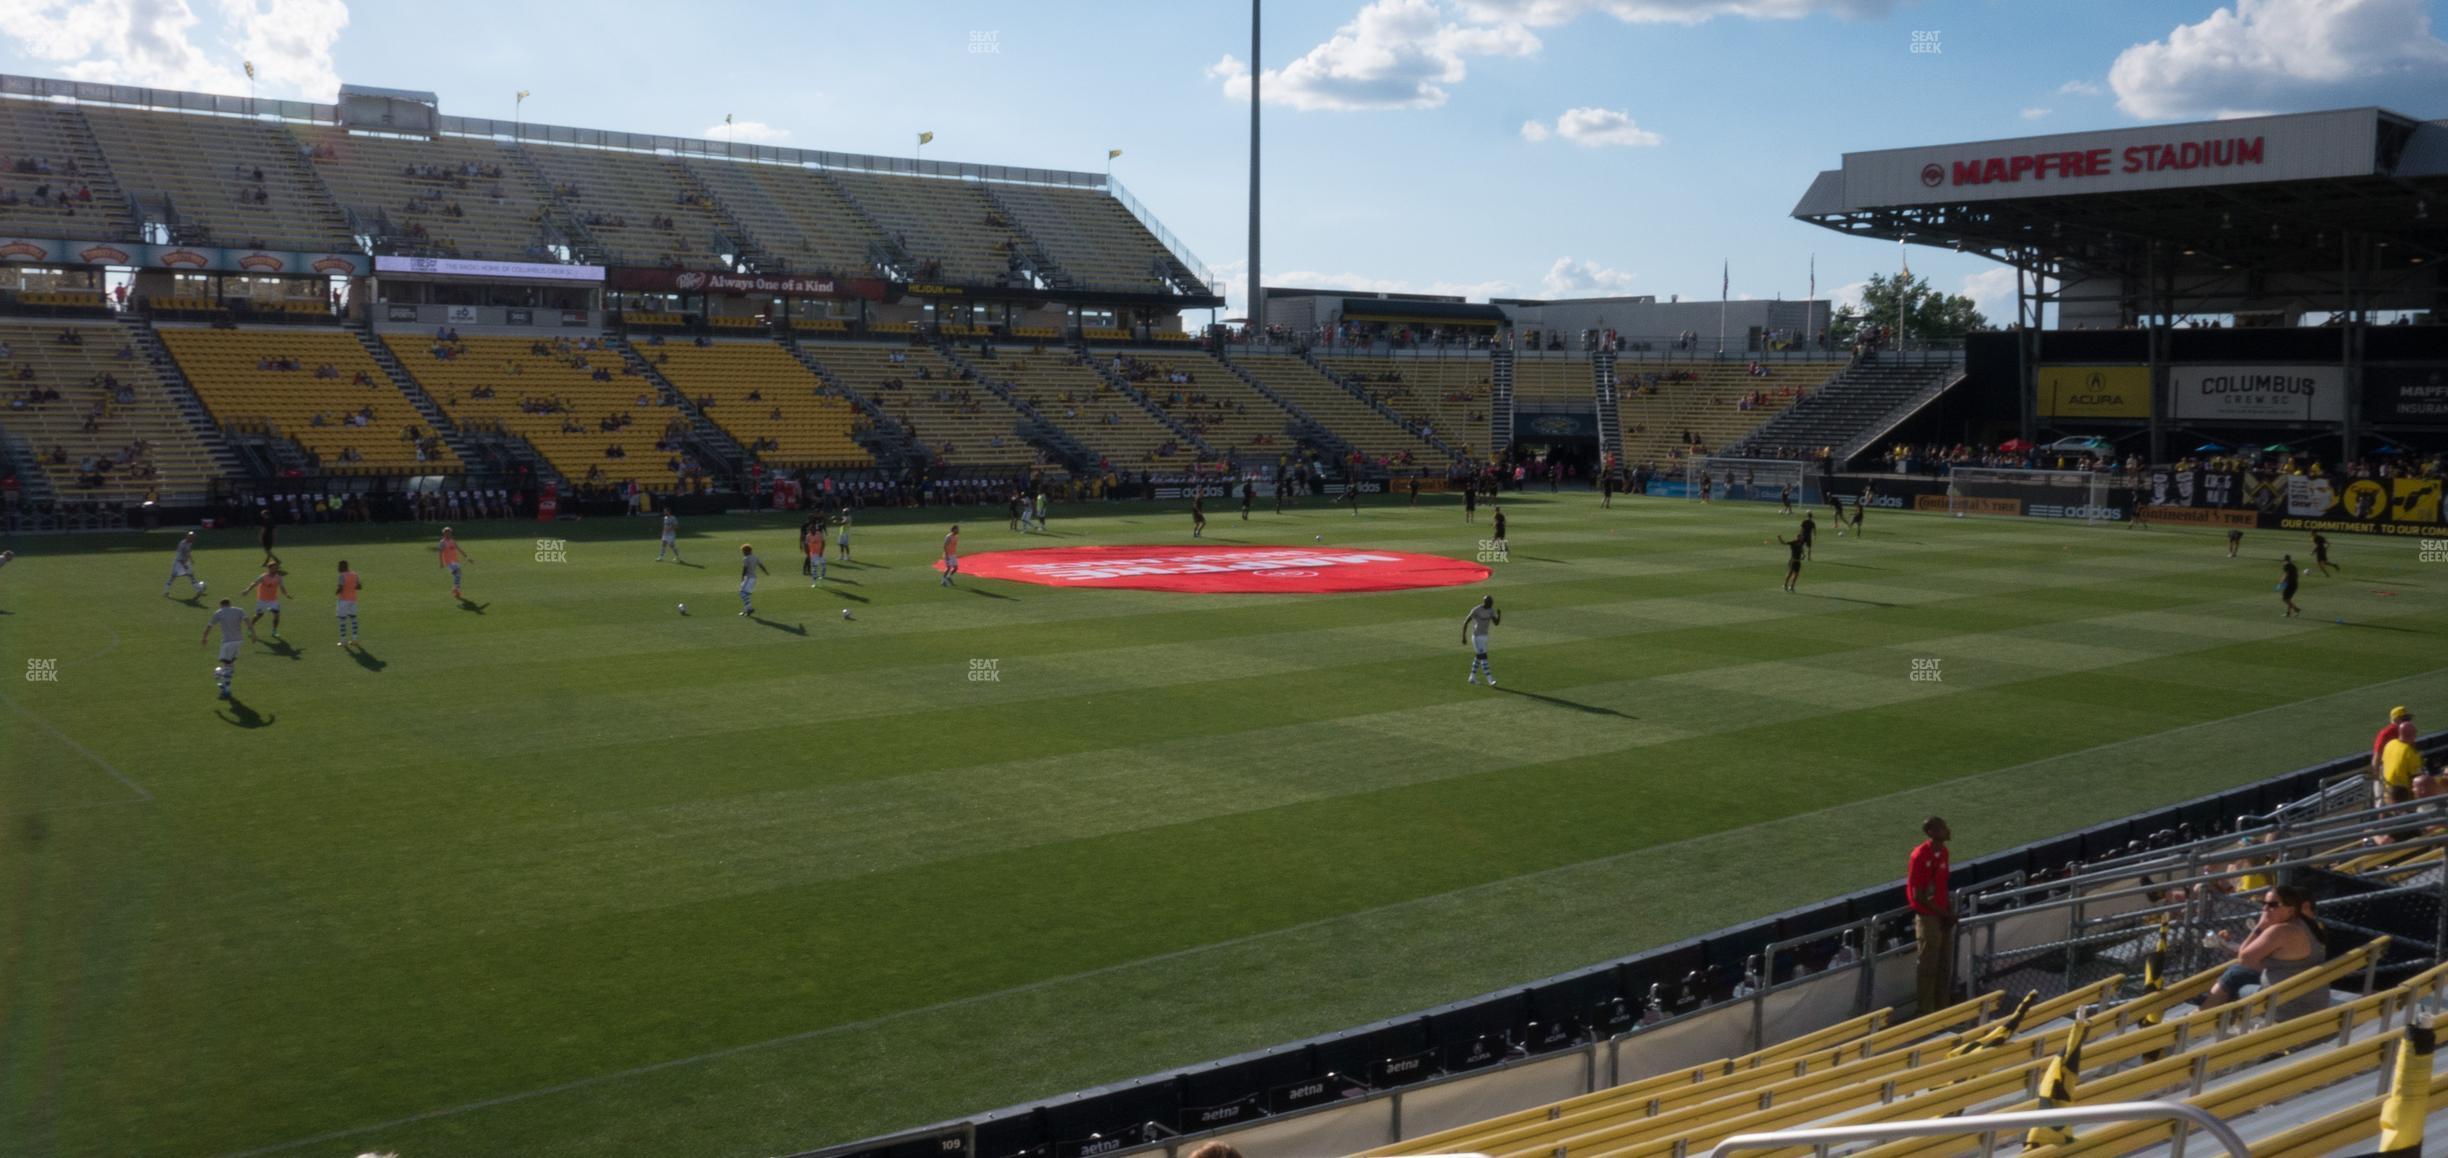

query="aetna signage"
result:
[1940,136,2264,188]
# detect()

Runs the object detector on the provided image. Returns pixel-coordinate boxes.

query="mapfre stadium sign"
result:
[1838,109,2380,207]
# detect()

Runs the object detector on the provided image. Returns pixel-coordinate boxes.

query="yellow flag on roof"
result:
[918,131,935,145]
[1108,149,1123,160]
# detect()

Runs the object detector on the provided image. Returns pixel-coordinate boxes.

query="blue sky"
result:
[5,0,2446,321]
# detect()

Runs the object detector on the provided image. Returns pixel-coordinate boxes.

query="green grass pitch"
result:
[2,493,2441,1157]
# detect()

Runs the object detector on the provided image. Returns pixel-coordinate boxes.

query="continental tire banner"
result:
[2365,366,2448,423]
[2169,365,2345,422]
[2037,365,2150,418]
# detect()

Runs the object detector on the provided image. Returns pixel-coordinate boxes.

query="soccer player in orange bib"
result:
[334,559,363,648]
[438,526,473,599]
[247,564,289,641]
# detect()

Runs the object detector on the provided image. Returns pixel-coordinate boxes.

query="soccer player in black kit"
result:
[2279,554,2301,617]
[1191,492,1207,538]
[1464,480,1478,523]
[1491,504,1508,552]
[1240,480,1254,521]
[1851,483,1873,536]
[1409,475,1421,506]
[1798,511,1817,560]
[1828,488,1847,537]
[2312,532,2338,576]
[1777,531,1804,592]
[1778,484,1793,514]
[1601,471,1616,509]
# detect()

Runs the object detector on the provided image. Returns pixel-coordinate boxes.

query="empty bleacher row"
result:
[157,326,458,473]
[1225,353,1448,467]
[0,320,218,501]
[1318,355,1492,455]
[1513,356,1595,405]
[973,349,1196,468]
[0,98,1205,294]
[386,334,666,486]
[638,339,870,469]
[295,127,560,262]
[1618,362,1827,467]
[799,342,1041,471]
[1102,350,1299,461]
[0,103,134,240]
[81,106,349,251]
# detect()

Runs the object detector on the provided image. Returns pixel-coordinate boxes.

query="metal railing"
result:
[1706,1100,2251,1158]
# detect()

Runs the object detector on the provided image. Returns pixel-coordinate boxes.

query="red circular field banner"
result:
[939,544,1491,594]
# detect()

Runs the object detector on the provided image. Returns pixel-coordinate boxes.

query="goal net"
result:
[1684,457,1815,505]
[1945,467,2117,524]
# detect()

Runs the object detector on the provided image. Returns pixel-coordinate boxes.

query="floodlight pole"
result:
[1247,0,1263,341]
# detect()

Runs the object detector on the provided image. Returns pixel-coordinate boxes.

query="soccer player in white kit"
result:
[657,511,684,563]
[1033,490,1048,533]
[941,524,960,587]
[163,531,205,597]
[737,542,769,616]
[835,512,853,562]
[202,598,249,699]
[1462,595,1500,686]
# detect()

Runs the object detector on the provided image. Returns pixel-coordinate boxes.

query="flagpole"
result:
[1807,253,1815,355]
[1718,260,1727,357]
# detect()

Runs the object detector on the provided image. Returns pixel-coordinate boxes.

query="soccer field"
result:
[3,493,2442,1157]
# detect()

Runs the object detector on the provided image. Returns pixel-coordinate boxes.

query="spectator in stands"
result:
[2199,885,2329,1018]
[2380,719,2423,817]
[1907,816,1953,1014]
[2373,707,2414,808]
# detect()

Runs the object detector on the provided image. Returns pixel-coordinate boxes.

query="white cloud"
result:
[1828,279,1869,312]
[1519,118,1551,141]
[706,119,790,143]
[1207,0,1539,111]
[2057,78,2103,96]
[1536,106,1662,146]
[1541,256,1638,296]
[0,0,348,101]
[1456,0,1891,25]
[2109,0,2448,120]
[1959,267,2018,320]
[2019,106,2051,120]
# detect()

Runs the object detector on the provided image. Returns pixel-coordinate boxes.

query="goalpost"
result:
[1945,467,2116,524]
[1684,456,1816,505]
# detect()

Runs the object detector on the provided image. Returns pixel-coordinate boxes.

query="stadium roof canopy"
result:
[1793,108,2448,321]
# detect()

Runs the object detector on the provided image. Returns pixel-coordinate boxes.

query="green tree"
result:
[1829,271,1988,343]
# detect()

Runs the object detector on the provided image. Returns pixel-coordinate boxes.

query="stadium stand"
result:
[990,184,1183,293]
[1099,350,1298,461]
[1512,356,1595,405]
[292,127,559,261]
[796,342,1040,470]
[0,102,135,240]
[80,107,348,250]
[1226,352,1446,466]
[1319,355,1492,454]
[1617,362,1826,466]
[385,334,662,485]
[825,171,1029,286]
[0,320,218,501]
[976,349,1198,468]
[156,327,458,473]
[684,159,888,278]
[519,144,735,267]
[1729,360,1960,464]
[634,339,870,469]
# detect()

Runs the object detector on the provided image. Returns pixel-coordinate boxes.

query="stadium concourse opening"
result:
[938,544,1490,593]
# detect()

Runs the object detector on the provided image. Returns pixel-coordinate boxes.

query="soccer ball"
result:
[676,603,689,615]
[841,608,853,620]
[196,581,207,593]
[1314,534,1322,542]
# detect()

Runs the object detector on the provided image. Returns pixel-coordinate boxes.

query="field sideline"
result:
[2,492,2441,1158]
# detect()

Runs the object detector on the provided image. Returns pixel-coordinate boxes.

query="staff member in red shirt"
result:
[1908,816,1954,1014]
[2373,707,2413,808]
